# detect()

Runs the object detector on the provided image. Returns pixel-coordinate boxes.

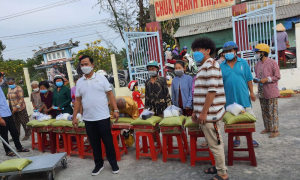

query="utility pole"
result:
[149,0,156,22]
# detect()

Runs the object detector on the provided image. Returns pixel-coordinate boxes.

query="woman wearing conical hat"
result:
[272,23,289,67]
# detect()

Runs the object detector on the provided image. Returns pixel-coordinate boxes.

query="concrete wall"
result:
[278,23,300,90]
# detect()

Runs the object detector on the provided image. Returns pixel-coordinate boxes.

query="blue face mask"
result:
[225,52,235,60]
[40,90,48,94]
[9,84,16,89]
[193,51,204,63]
[56,82,63,87]
[167,48,171,51]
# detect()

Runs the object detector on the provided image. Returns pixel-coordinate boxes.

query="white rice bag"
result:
[163,110,173,118]
[226,102,245,116]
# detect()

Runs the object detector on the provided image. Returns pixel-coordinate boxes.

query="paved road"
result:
[1,95,300,180]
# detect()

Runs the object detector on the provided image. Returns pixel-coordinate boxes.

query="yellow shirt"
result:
[111,96,139,119]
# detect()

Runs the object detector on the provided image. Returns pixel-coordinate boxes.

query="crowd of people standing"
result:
[0,36,282,179]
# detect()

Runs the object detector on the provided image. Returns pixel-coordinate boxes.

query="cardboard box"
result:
[224,123,255,133]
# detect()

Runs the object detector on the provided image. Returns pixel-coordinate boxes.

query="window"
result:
[61,51,66,58]
[52,53,56,59]
[57,52,61,59]
[48,54,52,60]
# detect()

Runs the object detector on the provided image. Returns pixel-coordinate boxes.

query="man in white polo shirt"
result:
[72,55,120,176]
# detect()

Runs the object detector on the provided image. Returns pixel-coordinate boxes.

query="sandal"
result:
[211,175,229,180]
[17,148,30,152]
[260,129,270,134]
[6,151,16,157]
[233,140,240,147]
[252,140,259,147]
[205,166,217,174]
[269,132,280,138]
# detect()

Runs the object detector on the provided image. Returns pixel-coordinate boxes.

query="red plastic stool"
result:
[101,130,128,161]
[135,130,162,161]
[79,134,93,159]
[31,128,42,151]
[66,133,82,157]
[39,131,56,154]
[161,126,190,163]
[188,129,215,166]
[55,133,68,153]
[225,123,257,166]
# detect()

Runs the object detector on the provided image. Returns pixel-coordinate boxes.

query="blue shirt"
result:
[0,87,12,118]
[171,74,193,109]
[220,57,253,108]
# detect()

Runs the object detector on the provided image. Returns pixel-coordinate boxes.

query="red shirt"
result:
[132,91,144,109]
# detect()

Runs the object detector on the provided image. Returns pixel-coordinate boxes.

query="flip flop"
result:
[6,151,16,157]
[233,139,240,147]
[252,140,259,147]
[205,166,217,174]
[17,148,30,152]
[210,175,229,180]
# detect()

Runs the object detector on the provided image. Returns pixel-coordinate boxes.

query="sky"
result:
[0,0,124,60]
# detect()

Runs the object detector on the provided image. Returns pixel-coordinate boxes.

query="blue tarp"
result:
[285,17,300,30]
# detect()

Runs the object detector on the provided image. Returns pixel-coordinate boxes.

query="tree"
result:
[95,0,150,42]
[25,55,47,81]
[0,59,26,81]
[0,40,6,61]
[74,40,112,72]
[161,19,180,47]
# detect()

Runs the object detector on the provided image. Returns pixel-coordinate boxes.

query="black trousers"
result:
[84,118,118,170]
[0,115,23,153]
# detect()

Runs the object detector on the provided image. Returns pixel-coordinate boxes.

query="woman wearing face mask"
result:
[165,45,173,63]
[7,77,31,141]
[39,81,57,118]
[145,61,172,118]
[52,75,73,116]
[30,81,44,113]
[253,44,281,138]
[171,61,193,116]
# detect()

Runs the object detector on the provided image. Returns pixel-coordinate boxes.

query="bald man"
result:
[111,96,139,120]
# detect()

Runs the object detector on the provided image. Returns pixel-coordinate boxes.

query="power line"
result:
[3,35,121,57]
[3,30,117,52]
[0,0,81,21]
[0,20,110,40]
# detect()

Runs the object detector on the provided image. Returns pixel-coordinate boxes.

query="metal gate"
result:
[232,4,278,72]
[124,30,164,86]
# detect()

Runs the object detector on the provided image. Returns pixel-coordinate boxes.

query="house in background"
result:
[33,39,79,80]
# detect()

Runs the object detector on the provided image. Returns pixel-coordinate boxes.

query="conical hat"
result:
[276,23,286,31]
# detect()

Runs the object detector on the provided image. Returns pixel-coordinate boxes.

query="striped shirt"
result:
[193,58,226,122]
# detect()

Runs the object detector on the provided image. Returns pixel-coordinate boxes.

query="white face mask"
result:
[81,66,93,74]
[33,88,39,92]
[254,54,261,60]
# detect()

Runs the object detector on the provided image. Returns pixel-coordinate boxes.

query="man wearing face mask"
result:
[191,38,229,180]
[72,55,120,176]
[253,44,281,138]
[171,61,193,116]
[219,41,258,148]
[145,61,172,118]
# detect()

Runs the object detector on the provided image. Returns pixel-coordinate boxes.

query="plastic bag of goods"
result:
[226,102,245,116]
[139,108,154,120]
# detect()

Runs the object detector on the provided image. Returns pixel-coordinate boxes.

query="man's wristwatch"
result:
[114,110,119,113]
